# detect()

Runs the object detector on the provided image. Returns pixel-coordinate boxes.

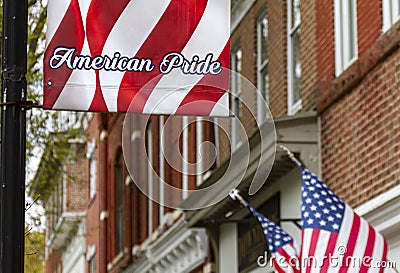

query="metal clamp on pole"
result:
[279,145,302,167]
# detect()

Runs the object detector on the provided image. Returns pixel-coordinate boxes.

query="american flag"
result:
[44,0,230,116]
[246,204,301,273]
[300,167,388,273]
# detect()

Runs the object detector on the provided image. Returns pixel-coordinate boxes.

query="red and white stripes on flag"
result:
[300,167,388,273]
[44,0,230,116]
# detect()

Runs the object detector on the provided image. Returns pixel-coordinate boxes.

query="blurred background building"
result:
[34,0,400,272]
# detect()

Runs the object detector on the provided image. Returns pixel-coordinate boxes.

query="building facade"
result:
[37,0,400,272]
[31,141,88,273]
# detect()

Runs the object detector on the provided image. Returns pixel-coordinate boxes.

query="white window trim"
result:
[159,116,165,223]
[257,12,269,123]
[87,139,97,200]
[334,0,358,76]
[231,48,243,151]
[182,117,189,199]
[382,0,400,32]
[287,0,302,115]
[196,117,203,186]
[147,124,153,236]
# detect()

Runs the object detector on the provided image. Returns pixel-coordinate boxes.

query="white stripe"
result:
[209,93,230,117]
[328,205,354,273]
[275,245,294,273]
[368,231,385,273]
[77,0,91,30]
[52,0,95,110]
[53,40,96,110]
[142,0,230,114]
[310,230,330,273]
[347,217,369,273]
[301,229,312,273]
[46,0,71,46]
[99,0,171,111]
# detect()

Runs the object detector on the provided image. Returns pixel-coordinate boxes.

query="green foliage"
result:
[24,229,45,273]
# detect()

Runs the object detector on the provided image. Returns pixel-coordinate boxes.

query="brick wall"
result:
[318,0,400,207]
[321,47,400,207]
[300,0,318,111]
[45,249,62,273]
[66,144,87,212]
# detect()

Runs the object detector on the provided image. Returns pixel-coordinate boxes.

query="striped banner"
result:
[44,0,230,116]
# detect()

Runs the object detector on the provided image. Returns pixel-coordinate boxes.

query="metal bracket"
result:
[2,66,26,82]
[0,100,42,110]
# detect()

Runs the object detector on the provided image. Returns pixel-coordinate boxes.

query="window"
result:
[89,255,96,273]
[87,139,96,200]
[334,0,358,76]
[115,152,123,253]
[382,0,400,32]
[231,47,242,150]
[257,12,270,122]
[288,0,302,115]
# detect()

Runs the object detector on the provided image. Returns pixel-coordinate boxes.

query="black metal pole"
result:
[0,0,28,271]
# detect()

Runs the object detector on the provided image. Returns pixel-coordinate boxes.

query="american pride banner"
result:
[43,0,230,116]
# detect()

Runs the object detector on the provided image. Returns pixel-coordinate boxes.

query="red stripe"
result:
[86,0,130,111]
[320,233,338,273]
[300,230,304,269]
[277,243,300,273]
[379,239,388,273]
[43,0,85,109]
[338,213,361,273]
[175,40,230,116]
[86,0,130,55]
[359,225,376,273]
[118,0,208,112]
[305,229,320,273]
[273,257,287,273]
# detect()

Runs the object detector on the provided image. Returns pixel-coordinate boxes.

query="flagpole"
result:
[0,0,28,272]
[279,145,302,167]
[228,189,249,207]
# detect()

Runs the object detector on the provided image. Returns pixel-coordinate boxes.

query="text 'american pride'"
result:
[49,47,223,75]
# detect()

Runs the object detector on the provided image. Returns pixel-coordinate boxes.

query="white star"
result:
[311,179,316,184]
[319,220,327,226]
[321,191,327,196]
[304,212,310,217]
[327,216,334,222]
[303,192,308,197]
[335,213,342,218]
[307,219,314,225]
[301,205,305,211]
[332,224,339,230]
[318,201,325,206]
[323,208,330,214]
[330,205,337,211]
[306,198,312,204]
[309,186,315,191]
[326,198,332,203]
[313,193,320,199]
[275,241,280,246]
[338,204,344,209]
[315,212,321,218]
[310,205,317,211]
[316,184,322,188]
